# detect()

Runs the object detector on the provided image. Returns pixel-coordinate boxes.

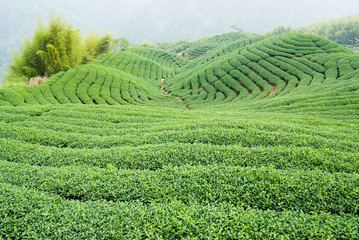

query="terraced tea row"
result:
[0,65,164,106]
[98,47,188,80]
[0,105,358,171]
[1,106,357,151]
[178,36,265,74]
[2,183,358,239]
[1,161,359,215]
[227,76,359,117]
[165,33,359,108]
[184,31,258,59]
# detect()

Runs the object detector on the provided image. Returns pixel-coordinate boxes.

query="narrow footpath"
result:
[161,78,190,110]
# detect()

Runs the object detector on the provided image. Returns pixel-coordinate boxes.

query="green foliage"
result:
[1,183,358,239]
[156,39,193,53]
[111,37,130,52]
[84,33,121,61]
[84,32,100,59]
[8,17,85,80]
[265,25,294,35]
[2,33,358,112]
[6,18,123,84]
[4,32,358,112]
[98,34,113,55]
[0,47,189,106]
[1,161,359,214]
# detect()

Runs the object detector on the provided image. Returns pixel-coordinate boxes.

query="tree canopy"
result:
[6,17,128,83]
[8,17,85,80]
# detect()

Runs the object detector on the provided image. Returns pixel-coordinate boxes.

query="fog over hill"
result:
[1,0,359,78]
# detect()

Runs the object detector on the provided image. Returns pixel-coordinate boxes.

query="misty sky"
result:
[0,0,359,76]
[2,0,359,42]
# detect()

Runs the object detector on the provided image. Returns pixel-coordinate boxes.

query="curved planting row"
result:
[0,64,165,106]
[98,47,189,80]
[165,33,359,107]
[178,36,265,74]
[185,31,258,59]
[2,183,358,239]
[1,161,359,214]
[0,105,357,169]
[127,47,189,68]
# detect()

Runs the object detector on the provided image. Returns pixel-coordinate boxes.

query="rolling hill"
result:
[166,33,359,111]
[0,33,358,239]
[0,48,188,107]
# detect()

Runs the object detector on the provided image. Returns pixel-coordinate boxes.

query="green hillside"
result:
[166,33,359,109]
[0,33,359,239]
[0,48,188,106]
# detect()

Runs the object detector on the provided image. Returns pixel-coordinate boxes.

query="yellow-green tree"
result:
[84,32,100,61]
[84,33,114,61]
[8,17,86,81]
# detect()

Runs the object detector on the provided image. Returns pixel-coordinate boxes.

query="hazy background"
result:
[1,0,359,77]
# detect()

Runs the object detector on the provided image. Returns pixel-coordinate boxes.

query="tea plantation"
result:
[0,33,358,239]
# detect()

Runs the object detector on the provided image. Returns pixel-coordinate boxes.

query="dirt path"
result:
[269,85,277,96]
[161,78,190,110]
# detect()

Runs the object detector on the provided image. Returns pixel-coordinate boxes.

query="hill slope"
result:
[0,48,188,106]
[165,33,359,110]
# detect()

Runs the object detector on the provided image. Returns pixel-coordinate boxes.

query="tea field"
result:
[0,33,358,239]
